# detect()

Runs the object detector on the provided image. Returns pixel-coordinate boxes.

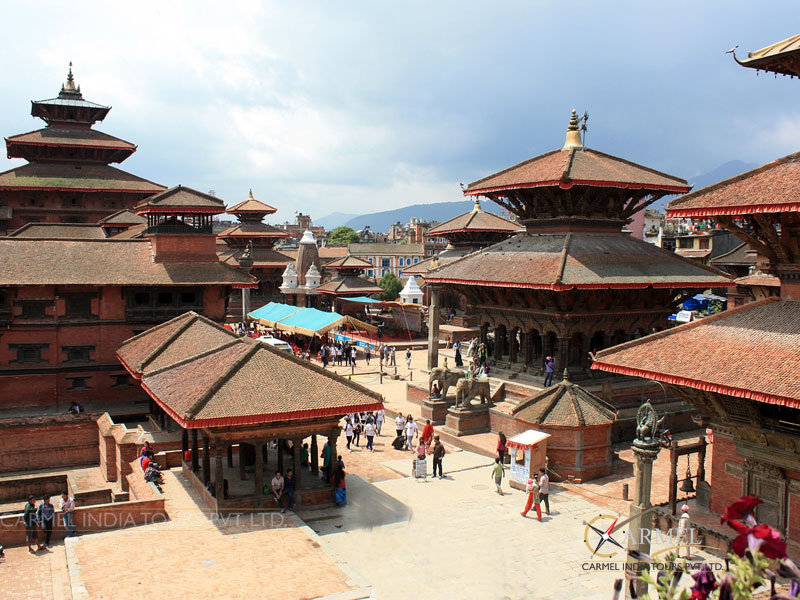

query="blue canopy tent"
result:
[340,296,382,304]
[248,302,377,336]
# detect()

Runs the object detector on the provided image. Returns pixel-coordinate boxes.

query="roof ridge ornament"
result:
[472,197,482,212]
[59,61,82,98]
[248,188,255,200]
[562,109,585,150]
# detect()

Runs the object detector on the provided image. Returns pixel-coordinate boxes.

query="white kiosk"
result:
[507,429,551,491]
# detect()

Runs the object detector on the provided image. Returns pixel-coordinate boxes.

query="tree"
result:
[378,272,403,301]
[328,226,359,246]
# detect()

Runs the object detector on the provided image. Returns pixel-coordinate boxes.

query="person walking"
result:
[379,345,385,370]
[376,408,385,436]
[404,415,418,451]
[365,345,372,365]
[351,345,358,367]
[538,468,550,515]
[352,419,362,448]
[365,418,376,452]
[60,491,76,537]
[390,346,396,367]
[543,356,556,387]
[37,496,56,548]
[344,418,354,451]
[497,432,508,465]
[492,458,505,495]
[405,348,412,370]
[677,504,692,558]
[421,419,434,447]
[432,436,445,479]
[395,413,405,439]
[521,477,542,521]
[23,496,39,553]
[455,345,463,367]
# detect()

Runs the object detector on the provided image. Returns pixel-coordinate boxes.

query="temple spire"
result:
[248,188,255,200]
[562,109,583,150]
[59,61,82,98]
[472,197,482,212]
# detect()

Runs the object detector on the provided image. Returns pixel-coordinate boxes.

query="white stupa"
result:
[399,275,424,304]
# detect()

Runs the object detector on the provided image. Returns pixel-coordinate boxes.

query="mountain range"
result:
[314,160,759,231]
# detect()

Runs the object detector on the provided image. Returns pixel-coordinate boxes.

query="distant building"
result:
[347,242,426,279]
[276,213,327,245]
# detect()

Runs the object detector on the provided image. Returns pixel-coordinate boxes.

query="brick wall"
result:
[0,475,67,503]
[709,432,744,515]
[0,414,99,473]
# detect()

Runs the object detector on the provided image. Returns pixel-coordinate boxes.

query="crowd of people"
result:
[21,492,77,554]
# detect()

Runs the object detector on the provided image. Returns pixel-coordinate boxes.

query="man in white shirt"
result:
[376,409,385,436]
[390,347,397,366]
[271,471,286,513]
[538,468,550,515]
[364,419,376,452]
[59,491,76,537]
[404,417,418,451]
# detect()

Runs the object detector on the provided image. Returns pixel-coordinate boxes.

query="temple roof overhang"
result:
[217,222,291,239]
[734,33,800,78]
[0,162,165,194]
[591,298,800,409]
[426,231,733,291]
[512,371,616,427]
[117,311,383,428]
[135,185,226,215]
[316,276,384,295]
[427,199,520,237]
[6,127,136,163]
[227,190,278,216]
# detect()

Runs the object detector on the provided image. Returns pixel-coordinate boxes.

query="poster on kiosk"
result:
[507,430,550,491]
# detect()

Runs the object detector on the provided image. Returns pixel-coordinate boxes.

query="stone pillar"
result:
[556,336,570,375]
[202,434,211,486]
[241,288,251,323]
[214,441,225,506]
[626,402,663,598]
[311,435,319,475]
[293,437,302,489]
[427,287,440,370]
[254,441,264,508]
[191,430,199,473]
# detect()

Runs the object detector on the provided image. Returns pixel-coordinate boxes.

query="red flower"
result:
[720,495,762,525]
[731,523,787,560]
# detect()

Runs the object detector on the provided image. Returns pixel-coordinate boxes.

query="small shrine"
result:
[315,253,384,313]
[399,275,424,304]
[280,229,323,307]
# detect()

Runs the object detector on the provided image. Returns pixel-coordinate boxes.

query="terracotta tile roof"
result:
[0,238,255,286]
[427,232,733,290]
[427,203,519,236]
[735,33,800,77]
[117,311,383,428]
[465,147,690,196]
[675,249,712,259]
[98,209,146,225]
[280,246,349,263]
[134,185,226,214]
[512,372,616,427]
[710,243,756,267]
[219,247,293,268]
[7,223,106,239]
[117,312,238,376]
[402,252,469,277]
[6,127,136,151]
[217,222,290,239]
[227,197,277,215]
[316,276,384,295]
[0,162,165,193]
[325,255,373,269]
[667,152,800,218]
[109,223,147,239]
[592,298,800,408]
[735,274,781,287]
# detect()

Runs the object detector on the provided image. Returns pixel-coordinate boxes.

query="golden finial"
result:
[562,108,584,150]
[248,188,255,200]
[472,197,482,212]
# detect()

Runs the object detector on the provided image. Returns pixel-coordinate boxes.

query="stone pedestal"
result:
[444,404,491,437]
[421,397,455,426]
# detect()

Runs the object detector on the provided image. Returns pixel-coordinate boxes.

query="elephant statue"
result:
[429,367,462,399]
[455,377,491,408]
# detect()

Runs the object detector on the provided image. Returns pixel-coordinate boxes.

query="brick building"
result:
[347,242,425,279]
[0,64,165,233]
[0,186,255,413]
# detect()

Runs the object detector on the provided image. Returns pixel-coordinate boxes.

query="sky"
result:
[1,1,799,222]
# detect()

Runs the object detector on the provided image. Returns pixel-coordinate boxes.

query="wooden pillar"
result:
[191,429,199,473]
[227,445,233,468]
[427,287,440,370]
[311,435,319,475]
[277,439,285,474]
[697,437,707,483]
[327,432,338,485]
[214,441,225,506]
[202,434,211,486]
[181,428,188,456]
[668,440,679,515]
[254,441,264,508]
[239,443,247,480]
[293,437,302,489]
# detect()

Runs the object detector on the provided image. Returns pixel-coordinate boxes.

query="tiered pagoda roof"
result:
[116,311,383,428]
[316,276,384,296]
[227,190,278,216]
[135,185,226,215]
[428,198,519,240]
[324,254,373,270]
[218,190,289,246]
[0,162,164,194]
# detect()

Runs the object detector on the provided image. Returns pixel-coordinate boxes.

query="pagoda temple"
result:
[217,189,292,315]
[594,35,800,548]
[0,64,165,233]
[315,254,384,312]
[425,111,733,375]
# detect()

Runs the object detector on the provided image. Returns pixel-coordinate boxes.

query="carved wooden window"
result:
[19,300,50,319]
[10,344,48,364]
[62,346,94,363]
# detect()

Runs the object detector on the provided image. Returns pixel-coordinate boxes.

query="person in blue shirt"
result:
[37,496,56,548]
[543,356,556,387]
